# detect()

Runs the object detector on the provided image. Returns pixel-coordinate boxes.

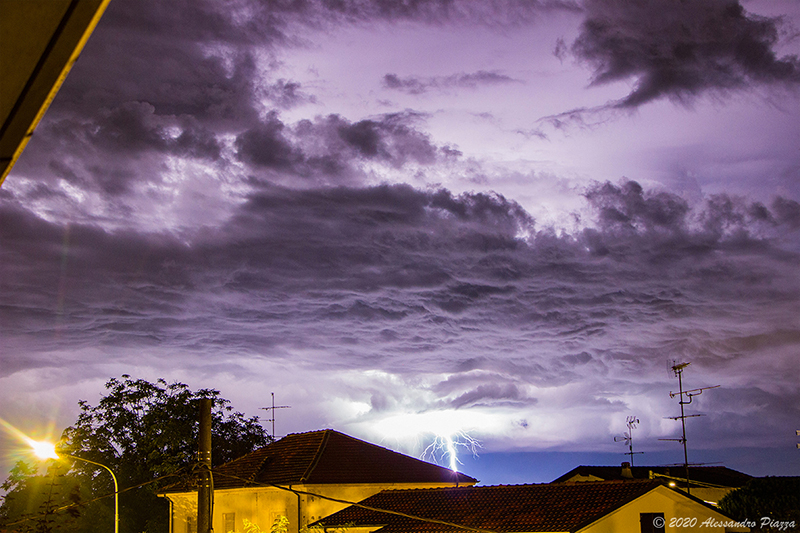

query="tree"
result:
[0,461,86,533]
[0,375,272,533]
[718,477,800,532]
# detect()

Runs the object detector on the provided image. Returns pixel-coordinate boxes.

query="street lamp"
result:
[31,440,119,533]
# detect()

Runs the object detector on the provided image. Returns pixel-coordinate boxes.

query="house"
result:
[313,479,750,533]
[551,463,753,505]
[160,429,476,533]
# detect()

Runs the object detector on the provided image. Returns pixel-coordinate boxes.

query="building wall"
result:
[165,481,471,533]
[167,487,296,533]
[581,486,749,533]
[300,482,465,528]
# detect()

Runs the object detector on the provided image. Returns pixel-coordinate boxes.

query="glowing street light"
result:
[31,441,119,533]
[30,439,59,460]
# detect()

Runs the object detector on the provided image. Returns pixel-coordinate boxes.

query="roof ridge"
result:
[300,428,332,482]
[285,428,331,437]
[249,448,274,484]
[373,479,661,492]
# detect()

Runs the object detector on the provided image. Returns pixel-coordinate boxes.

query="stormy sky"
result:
[2,0,800,483]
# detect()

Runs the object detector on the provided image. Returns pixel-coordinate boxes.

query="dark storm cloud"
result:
[47,0,571,124]
[572,0,800,108]
[17,105,445,202]
[3,180,798,366]
[383,71,522,95]
[701,386,800,447]
[448,383,529,408]
[329,113,439,165]
[55,18,263,125]
[222,183,533,277]
[0,183,532,334]
[235,112,303,170]
[432,372,537,408]
[12,102,223,197]
[235,112,446,180]
[262,80,316,110]
[580,180,800,261]
[771,196,800,228]
[88,102,222,160]
[585,180,690,232]
[310,0,579,24]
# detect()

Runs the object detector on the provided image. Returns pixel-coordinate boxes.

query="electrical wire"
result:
[209,471,499,533]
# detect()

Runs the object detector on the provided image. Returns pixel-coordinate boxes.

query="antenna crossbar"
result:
[614,416,643,465]
[669,385,720,403]
[664,361,718,498]
[260,392,291,439]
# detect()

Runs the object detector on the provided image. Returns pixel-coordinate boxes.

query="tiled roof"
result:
[163,429,476,492]
[314,480,666,533]
[551,465,752,488]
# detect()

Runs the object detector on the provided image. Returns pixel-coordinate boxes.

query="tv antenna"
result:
[260,392,290,440]
[658,361,719,496]
[614,416,644,465]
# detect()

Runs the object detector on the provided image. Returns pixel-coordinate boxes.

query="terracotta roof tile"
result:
[314,480,665,533]
[164,429,475,492]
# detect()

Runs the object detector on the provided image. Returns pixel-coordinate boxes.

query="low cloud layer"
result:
[2,181,798,453]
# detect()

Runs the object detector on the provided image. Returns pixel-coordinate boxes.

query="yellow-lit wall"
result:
[580,486,749,533]
[166,481,471,533]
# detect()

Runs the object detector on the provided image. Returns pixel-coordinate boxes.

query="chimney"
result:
[621,462,633,479]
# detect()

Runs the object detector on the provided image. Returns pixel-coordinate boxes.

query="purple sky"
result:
[2,0,800,484]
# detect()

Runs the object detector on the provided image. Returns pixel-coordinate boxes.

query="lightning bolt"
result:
[421,430,481,471]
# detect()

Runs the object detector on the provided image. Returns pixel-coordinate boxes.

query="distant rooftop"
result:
[163,429,476,492]
[551,465,753,488]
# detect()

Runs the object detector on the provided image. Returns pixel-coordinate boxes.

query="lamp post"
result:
[31,440,119,533]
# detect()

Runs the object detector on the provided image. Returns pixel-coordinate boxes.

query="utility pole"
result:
[659,362,719,497]
[198,398,213,533]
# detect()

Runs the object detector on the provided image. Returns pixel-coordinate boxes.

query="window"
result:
[640,513,665,533]
[224,512,236,532]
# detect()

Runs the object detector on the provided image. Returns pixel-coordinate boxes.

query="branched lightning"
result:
[421,430,481,471]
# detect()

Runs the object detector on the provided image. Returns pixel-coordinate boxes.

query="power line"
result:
[212,471,499,533]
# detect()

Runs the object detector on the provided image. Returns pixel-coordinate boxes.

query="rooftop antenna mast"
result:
[260,392,290,440]
[658,361,719,496]
[614,416,644,465]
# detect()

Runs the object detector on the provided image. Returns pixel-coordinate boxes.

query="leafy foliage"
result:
[718,477,800,532]
[0,460,100,533]
[241,516,299,533]
[1,375,272,533]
